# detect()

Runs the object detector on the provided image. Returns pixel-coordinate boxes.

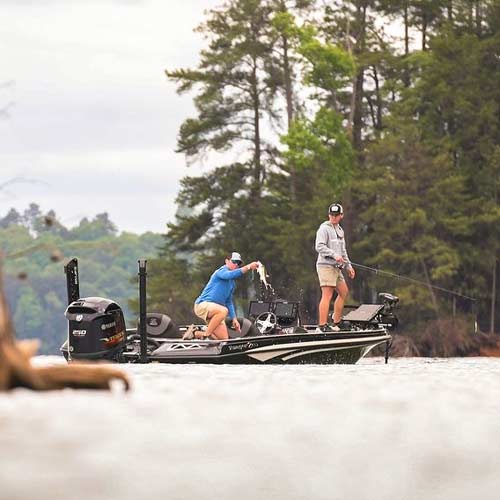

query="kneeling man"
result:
[183,252,259,340]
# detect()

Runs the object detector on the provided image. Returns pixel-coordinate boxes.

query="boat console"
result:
[249,300,301,334]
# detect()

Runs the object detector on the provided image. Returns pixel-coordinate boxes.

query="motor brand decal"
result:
[101,331,125,347]
[76,314,83,322]
[101,321,117,330]
[72,329,87,337]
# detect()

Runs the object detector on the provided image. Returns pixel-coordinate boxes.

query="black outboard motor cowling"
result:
[64,297,126,360]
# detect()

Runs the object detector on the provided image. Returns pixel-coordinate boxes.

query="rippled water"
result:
[1,357,500,500]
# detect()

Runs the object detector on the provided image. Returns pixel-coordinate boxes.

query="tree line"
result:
[0,204,163,354]
[150,0,499,355]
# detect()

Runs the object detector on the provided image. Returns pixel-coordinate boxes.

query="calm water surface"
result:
[1,357,499,500]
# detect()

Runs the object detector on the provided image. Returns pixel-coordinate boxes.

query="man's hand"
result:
[242,261,259,272]
[348,266,356,279]
[232,318,241,332]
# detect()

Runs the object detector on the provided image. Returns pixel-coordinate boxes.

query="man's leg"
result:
[200,305,229,340]
[332,280,349,324]
[318,286,335,325]
[210,321,229,340]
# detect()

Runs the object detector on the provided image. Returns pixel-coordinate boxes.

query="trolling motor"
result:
[378,292,399,331]
[377,293,399,364]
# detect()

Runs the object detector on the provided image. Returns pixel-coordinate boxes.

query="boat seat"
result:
[227,317,260,338]
[343,304,384,323]
[145,313,182,338]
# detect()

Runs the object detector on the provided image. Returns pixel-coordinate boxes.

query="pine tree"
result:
[165,0,284,261]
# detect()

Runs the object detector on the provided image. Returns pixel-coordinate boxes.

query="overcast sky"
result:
[0,0,222,234]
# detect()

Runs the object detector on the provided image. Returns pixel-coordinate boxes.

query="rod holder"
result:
[64,258,80,305]
[138,259,148,363]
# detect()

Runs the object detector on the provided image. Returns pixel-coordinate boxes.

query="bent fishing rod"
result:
[325,256,475,302]
[348,261,476,302]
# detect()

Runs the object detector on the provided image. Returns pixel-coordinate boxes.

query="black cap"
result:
[328,203,343,215]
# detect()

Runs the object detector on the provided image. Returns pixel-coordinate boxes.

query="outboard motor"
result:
[378,292,399,330]
[64,297,126,360]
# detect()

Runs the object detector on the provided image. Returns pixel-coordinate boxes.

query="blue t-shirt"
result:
[195,265,244,319]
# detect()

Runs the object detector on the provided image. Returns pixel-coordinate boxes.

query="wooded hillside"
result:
[0,205,163,354]
[152,0,499,355]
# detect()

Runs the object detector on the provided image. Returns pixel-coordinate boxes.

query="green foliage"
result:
[352,119,470,322]
[351,12,499,334]
[166,0,280,167]
[299,36,355,91]
[4,0,497,360]
[0,209,163,354]
[142,252,201,324]
[156,0,499,353]
[281,108,353,182]
[157,0,356,320]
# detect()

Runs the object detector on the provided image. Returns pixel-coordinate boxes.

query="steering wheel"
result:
[255,312,277,335]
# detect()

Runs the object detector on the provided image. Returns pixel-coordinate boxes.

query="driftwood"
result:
[0,268,129,392]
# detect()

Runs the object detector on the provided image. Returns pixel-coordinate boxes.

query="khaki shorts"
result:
[193,301,226,324]
[316,265,345,287]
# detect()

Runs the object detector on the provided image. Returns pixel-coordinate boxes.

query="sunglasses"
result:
[231,259,243,266]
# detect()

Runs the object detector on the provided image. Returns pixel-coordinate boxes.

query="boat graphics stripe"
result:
[247,349,298,362]
[281,342,384,362]
[244,335,389,355]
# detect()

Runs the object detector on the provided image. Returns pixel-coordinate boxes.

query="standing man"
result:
[183,252,260,340]
[315,203,356,332]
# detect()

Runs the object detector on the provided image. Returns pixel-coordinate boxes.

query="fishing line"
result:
[349,261,476,302]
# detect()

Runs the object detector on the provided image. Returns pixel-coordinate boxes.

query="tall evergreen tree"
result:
[270,0,316,206]
[165,0,285,265]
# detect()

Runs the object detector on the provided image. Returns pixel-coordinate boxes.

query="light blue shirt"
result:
[195,265,244,319]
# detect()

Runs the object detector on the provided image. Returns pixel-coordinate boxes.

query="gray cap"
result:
[230,252,242,262]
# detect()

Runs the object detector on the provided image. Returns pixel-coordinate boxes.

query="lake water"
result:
[1,357,499,500]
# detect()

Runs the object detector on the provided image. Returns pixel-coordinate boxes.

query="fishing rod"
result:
[348,261,476,302]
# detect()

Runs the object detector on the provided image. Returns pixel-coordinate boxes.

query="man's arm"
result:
[342,239,355,277]
[217,262,259,280]
[217,267,244,280]
[226,300,237,320]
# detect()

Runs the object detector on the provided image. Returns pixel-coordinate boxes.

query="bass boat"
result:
[60,259,398,365]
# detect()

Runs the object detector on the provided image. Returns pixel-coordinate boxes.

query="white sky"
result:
[0,0,222,234]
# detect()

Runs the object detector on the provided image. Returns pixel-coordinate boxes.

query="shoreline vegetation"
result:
[381,320,500,358]
[2,1,499,358]
[1,203,498,359]
[0,205,163,355]
[156,0,499,353]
